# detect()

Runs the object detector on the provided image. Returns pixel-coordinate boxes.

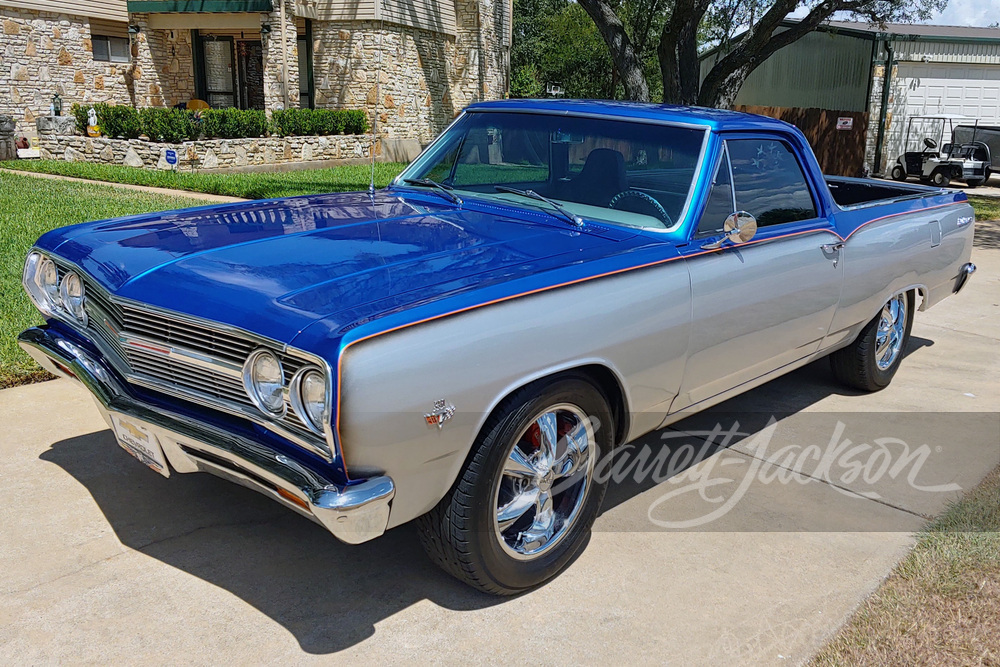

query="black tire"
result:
[830,291,915,392]
[416,375,613,595]
[890,164,906,181]
[965,179,984,188]
[931,168,951,187]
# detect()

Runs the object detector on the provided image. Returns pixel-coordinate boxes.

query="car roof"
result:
[464,98,798,133]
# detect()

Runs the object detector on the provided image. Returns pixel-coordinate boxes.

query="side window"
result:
[696,146,735,236]
[92,35,130,63]
[728,139,817,226]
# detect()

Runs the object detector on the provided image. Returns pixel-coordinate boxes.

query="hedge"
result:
[71,104,369,143]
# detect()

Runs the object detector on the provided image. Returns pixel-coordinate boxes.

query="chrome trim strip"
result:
[120,331,245,378]
[462,107,714,131]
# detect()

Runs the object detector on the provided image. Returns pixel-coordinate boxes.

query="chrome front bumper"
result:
[18,326,395,545]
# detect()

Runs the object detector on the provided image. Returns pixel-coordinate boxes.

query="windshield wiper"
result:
[402,178,462,205]
[494,186,583,228]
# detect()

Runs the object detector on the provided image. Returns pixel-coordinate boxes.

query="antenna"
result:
[369,0,386,195]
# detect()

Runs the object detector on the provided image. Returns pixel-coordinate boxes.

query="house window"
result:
[93,35,130,63]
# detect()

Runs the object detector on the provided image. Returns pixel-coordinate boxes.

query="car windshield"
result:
[397,112,707,230]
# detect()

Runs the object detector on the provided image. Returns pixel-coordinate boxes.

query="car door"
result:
[671,136,844,413]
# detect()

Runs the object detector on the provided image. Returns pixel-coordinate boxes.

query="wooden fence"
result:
[735,106,869,177]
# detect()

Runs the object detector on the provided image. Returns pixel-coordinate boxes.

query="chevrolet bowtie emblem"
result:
[424,399,456,429]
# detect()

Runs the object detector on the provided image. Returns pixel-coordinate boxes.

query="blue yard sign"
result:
[165,149,178,166]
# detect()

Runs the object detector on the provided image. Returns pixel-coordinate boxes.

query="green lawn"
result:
[0,172,208,388]
[0,160,408,200]
[969,195,1000,222]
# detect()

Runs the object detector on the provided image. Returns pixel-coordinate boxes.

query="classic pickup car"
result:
[20,100,976,594]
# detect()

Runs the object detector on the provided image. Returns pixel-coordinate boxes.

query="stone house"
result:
[1,0,512,154]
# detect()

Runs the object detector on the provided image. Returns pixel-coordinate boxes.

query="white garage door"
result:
[885,62,1000,162]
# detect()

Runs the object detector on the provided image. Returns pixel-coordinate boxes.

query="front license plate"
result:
[111,415,170,478]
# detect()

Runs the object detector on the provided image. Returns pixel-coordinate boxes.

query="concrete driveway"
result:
[2,244,998,665]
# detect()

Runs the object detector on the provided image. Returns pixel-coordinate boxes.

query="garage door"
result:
[885,62,1000,163]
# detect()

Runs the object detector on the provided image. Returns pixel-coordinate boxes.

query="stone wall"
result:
[128,14,196,109]
[37,134,371,171]
[0,6,132,137]
[263,0,301,110]
[310,1,509,142]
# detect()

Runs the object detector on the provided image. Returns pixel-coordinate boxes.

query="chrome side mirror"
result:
[702,211,757,250]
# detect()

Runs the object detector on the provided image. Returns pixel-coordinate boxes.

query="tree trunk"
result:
[658,0,709,105]
[578,0,650,102]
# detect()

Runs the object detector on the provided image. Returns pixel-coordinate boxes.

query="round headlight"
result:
[292,368,327,432]
[243,349,285,415]
[59,271,87,325]
[36,257,60,308]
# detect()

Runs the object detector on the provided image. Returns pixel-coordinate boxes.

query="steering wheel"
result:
[608,190,673,227]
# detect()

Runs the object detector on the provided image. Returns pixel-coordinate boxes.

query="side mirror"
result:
[702,211,757,250]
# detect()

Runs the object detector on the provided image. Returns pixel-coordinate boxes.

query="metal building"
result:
[701,21,1000,177]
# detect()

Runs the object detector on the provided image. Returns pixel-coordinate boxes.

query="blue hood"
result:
[40,191,633,343]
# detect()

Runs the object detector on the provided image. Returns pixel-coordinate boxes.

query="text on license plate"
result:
[111,415,170,478]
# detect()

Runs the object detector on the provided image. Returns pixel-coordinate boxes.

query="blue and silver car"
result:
[20,100,976,594]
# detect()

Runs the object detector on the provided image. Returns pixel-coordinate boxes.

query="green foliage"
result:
[67,105,366,142]
[70,103,89,134]
[510,64,544,98]
[138,107,199,143]
[96,103,142,140]
[343,109,368,135]
[511,0,616,100]
[197,108,268,140]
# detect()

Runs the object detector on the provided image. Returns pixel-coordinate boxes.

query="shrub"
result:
[343,110,368,135]
[66,105,367,142]
[138,107,198,143]
[96,103,142,140]
[271,108,368,137]
[199,108,268,139]
[70,103,89,134]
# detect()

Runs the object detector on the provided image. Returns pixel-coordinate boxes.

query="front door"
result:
[236,40,265,110]
[672,136,844,412]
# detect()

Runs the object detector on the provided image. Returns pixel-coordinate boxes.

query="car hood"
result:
[43,191,630,342]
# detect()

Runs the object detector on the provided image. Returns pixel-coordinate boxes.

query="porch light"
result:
[128,25,141,35]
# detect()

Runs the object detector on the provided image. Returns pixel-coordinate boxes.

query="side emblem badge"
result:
[424,399,456,429]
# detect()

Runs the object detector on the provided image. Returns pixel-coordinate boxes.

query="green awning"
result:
[127,0,274,12]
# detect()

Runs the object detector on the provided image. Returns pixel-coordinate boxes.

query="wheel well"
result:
[483,364,630,450]
[573,364,630,447]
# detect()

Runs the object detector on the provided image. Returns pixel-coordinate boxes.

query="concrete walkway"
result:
[1,247,997,664]
[0,168,247,203]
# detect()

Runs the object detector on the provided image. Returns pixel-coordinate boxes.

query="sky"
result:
[925,0,999,26]
[789,0,1000,27]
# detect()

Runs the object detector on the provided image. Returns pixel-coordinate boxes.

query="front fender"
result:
[337,265,691,528]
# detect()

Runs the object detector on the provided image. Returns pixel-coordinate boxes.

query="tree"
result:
[576,0,947,108]
[510,0,617,99]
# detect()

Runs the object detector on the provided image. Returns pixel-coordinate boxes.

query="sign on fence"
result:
[836,117,854,131]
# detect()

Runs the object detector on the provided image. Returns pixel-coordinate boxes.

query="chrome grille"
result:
[62,265,329,458]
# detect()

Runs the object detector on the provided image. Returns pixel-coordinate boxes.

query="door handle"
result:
[821,242,845,268]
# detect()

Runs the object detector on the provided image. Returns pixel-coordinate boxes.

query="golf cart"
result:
[890,114,991,188]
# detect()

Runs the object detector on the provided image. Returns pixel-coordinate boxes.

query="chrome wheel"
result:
[875,293,907,370]
[493,404,596,560]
